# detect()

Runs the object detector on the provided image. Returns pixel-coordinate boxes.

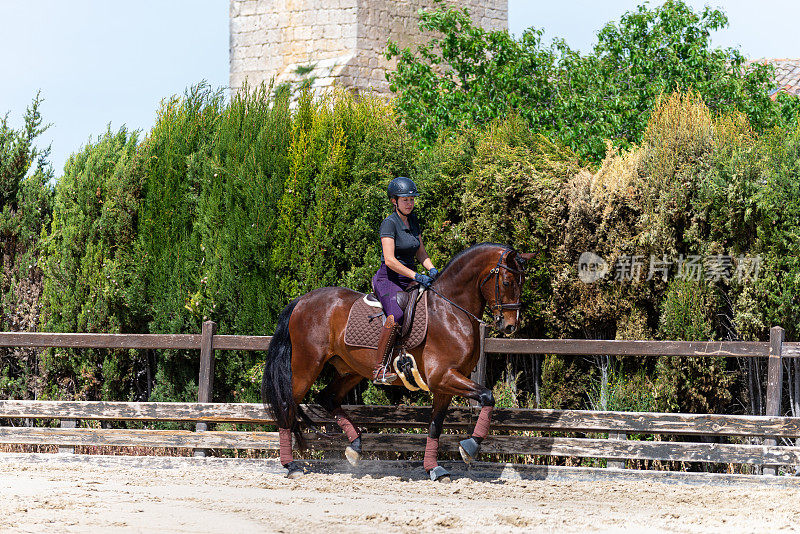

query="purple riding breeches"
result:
[371,262,411,325]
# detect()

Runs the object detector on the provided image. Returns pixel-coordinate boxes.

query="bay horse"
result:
[261,243,532,481]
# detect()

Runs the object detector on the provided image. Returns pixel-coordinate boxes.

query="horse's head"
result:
[479,249,534,335]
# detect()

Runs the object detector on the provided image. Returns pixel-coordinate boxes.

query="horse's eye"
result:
[503,281,510,287]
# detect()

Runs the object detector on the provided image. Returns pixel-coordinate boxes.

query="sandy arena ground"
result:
[2,454,800,533]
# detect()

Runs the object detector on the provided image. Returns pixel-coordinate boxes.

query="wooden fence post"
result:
[764,325,785,476]
[58,419,76,454]
[194,320,217,458]
[607,432,627,470]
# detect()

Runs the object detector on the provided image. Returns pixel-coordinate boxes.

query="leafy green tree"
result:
[579,1,776,152]
[133,84,226,402]
[385,7,556,147]
[387,0,787,162]
[747,125,800,341]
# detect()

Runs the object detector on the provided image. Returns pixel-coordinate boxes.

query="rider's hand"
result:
[428,267,439,279]
[415,273,433,287]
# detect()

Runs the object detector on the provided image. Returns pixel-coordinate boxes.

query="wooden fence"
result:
[1,323,798,476]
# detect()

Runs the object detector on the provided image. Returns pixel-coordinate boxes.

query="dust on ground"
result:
[1,454,799,533]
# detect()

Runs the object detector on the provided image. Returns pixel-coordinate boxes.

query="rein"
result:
[429,248,523,326]
[426,285,487,325]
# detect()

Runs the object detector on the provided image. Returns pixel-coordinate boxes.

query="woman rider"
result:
[371,176,438,384]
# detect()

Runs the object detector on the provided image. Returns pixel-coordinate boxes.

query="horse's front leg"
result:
[435,368,494,465]
[425,393,453,482]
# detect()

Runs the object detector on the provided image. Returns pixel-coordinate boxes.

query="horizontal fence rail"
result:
[0,427,279,450]
[2,429,799,466]
[0,332,273,351]
[2,401,800,437]
[0,332,202,350]
[483,338,776,357]
[4,331,798,357]
[303,433,800,466]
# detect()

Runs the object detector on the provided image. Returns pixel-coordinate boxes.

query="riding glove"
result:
[428,267,439,279]
[415,273,433,287]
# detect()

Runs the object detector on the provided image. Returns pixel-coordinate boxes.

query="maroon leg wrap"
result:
[332,407,360,442]
[423,437,439,471]
[279,428,293,466]
[473,406,493,439]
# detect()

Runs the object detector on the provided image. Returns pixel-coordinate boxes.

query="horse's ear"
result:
[515,252,535,272]
[506,249,518,268]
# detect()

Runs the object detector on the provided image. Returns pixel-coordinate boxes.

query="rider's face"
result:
[394,196,415,216]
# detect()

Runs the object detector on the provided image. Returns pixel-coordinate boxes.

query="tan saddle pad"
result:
[344,291,428,350]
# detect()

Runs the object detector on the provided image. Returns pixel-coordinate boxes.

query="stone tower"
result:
[229,1,508,95]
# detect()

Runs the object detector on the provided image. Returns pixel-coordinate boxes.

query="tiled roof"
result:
[750,58,800,99]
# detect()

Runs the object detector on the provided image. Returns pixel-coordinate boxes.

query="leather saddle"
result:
[344,286,428,350]
[365,284,421,339]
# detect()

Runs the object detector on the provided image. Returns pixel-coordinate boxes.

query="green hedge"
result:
[0,95,53,399]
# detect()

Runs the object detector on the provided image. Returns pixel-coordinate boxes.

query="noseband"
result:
[479,249,523,323]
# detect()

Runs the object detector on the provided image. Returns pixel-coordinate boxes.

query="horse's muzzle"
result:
[494,313,518,335]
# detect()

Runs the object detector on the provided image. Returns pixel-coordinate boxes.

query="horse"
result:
[261,243,533,481]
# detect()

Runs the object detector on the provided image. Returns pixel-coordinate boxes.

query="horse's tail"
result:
[261,296,306,448]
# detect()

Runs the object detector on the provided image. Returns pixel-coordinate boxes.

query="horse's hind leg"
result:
[267,328,329,479]
[317,369,364,466]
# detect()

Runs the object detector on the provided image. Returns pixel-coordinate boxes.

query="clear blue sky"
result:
[0,1,229,177]
[2,0,799,177]
[510,1,800,56]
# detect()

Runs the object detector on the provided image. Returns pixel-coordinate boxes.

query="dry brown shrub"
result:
[713,110,756,154]
[643,90,715,186]
[590,142,644,210]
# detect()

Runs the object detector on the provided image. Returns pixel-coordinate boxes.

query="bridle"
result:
[479,248,524,325]
[427,248,523,327]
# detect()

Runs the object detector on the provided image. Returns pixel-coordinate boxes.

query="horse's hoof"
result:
[345,445,361,466]
[285,461,304,479]
[459,437,480,465]
[345,436,362,466]
[429,465,451,482]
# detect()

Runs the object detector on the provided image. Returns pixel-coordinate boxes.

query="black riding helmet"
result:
[387,176,419,198]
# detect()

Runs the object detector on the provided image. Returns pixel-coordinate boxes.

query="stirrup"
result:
[372,364,398,385]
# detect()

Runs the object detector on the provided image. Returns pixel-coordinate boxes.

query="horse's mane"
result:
[438,242,511,276]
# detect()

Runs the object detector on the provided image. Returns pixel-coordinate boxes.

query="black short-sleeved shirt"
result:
[380,211,422,269]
